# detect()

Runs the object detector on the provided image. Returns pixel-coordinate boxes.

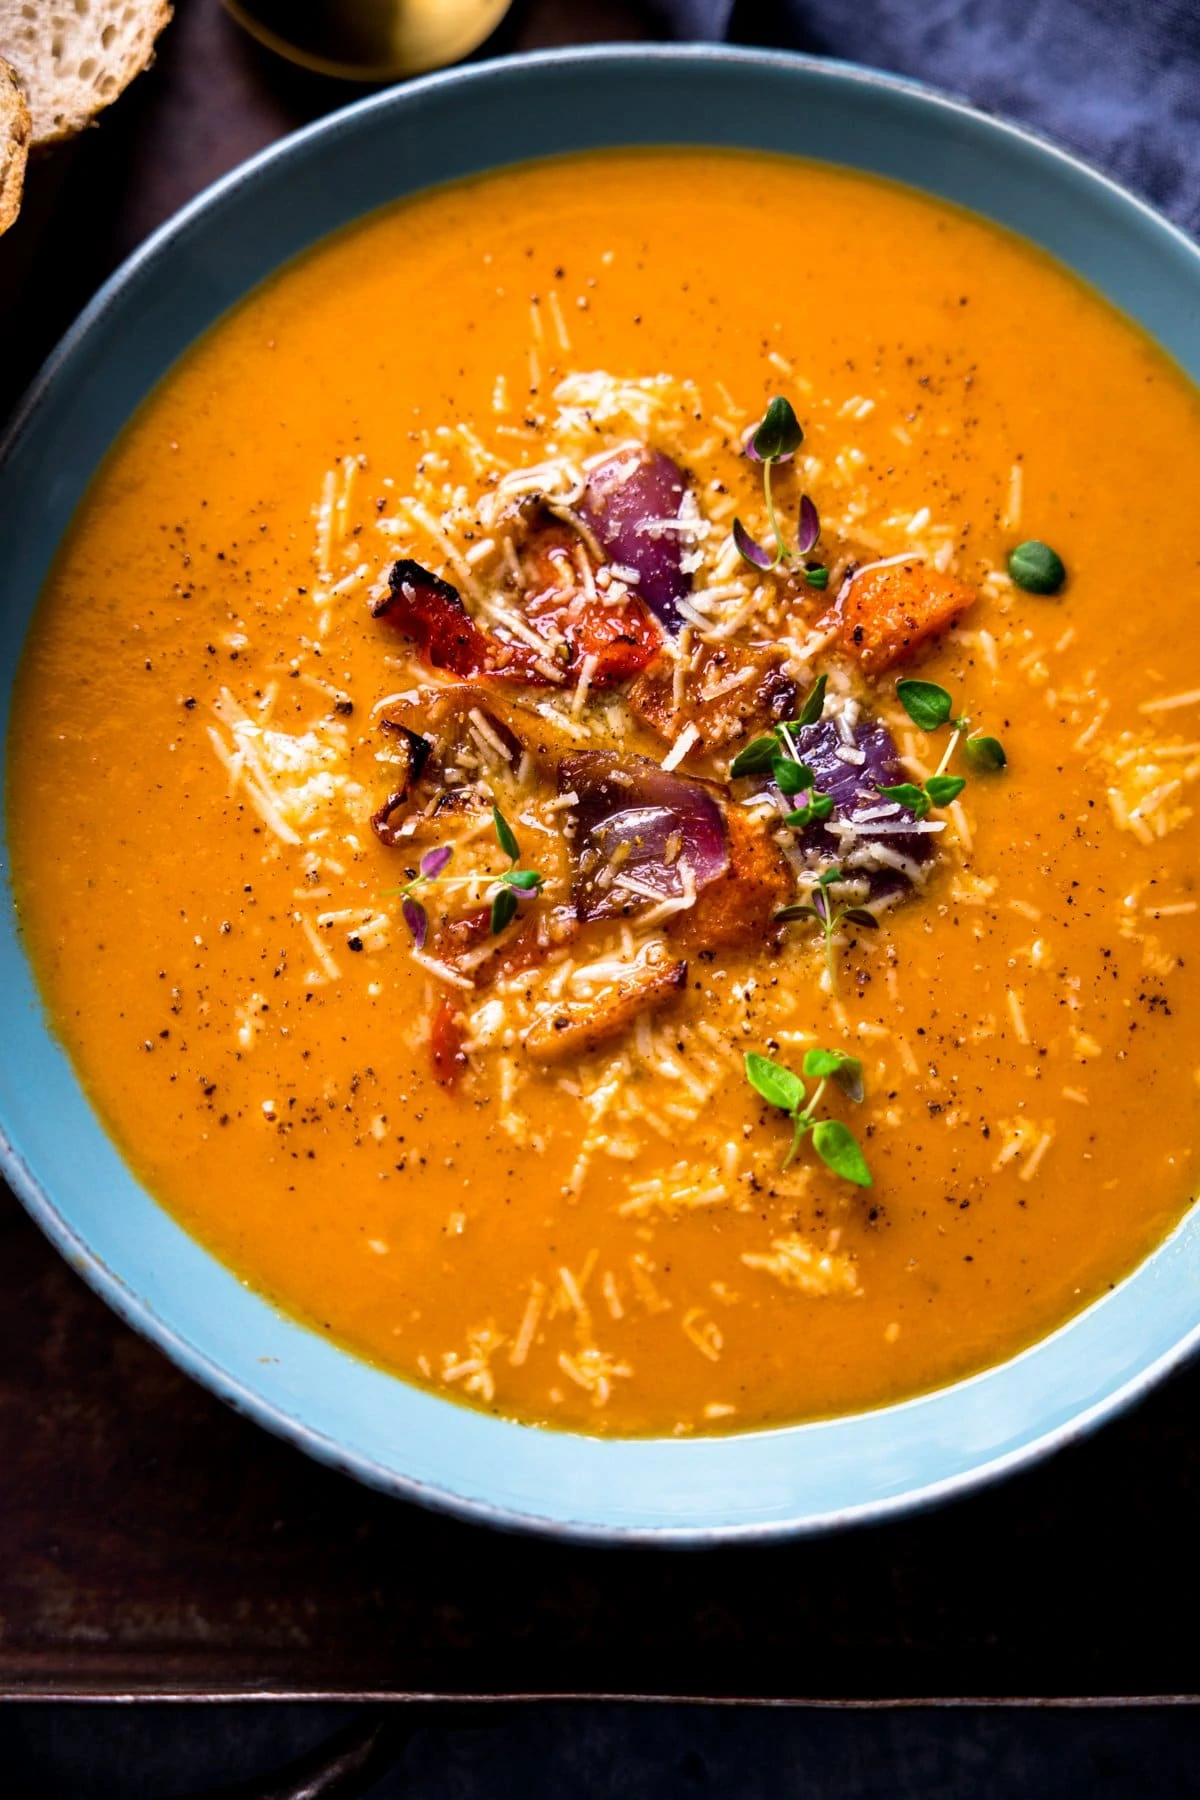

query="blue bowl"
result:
[3,46,1199,1543]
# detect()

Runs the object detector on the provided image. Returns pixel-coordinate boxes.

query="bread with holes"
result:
[0,0,172,147]
[0,53,29,232]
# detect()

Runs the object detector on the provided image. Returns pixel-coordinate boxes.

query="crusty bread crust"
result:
[0,0,172,147]
[0,54,29,234]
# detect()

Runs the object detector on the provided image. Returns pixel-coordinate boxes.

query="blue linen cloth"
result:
[654,0,1200,237]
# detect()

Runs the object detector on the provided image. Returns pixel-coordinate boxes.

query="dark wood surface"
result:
[2,0,1198,1705]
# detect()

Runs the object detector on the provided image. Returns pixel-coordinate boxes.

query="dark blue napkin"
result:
[654,0,1200,237]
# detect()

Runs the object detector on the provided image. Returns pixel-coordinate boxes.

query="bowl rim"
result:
[4,41,1200,1545]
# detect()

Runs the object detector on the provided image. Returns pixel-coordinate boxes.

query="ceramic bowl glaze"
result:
[3,47,1199,1542]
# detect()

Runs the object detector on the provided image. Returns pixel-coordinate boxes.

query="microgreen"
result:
[878,781,930,819]
[790,674,828,731]
[797,493,820,555]
[489,804,545,935]
[490,886,519,934]
[1008,539,1066,596]
[388,805,547,951]
[492,803,520,862]
[896,679,953,732]
[783,793,835,829]
[886,681,1007,822]
[730,676,829,780]
[749,396,804,463]
[401,893,429,952]
[771,755,817,797]
[803,1045,866,1104]
[392,843,456,950]
[743,1049,872,1184]
[732,518,777,571]
[964,733,1007,772]
[734,398,825,575]
[925,774,966,807]
[776,869,878,991]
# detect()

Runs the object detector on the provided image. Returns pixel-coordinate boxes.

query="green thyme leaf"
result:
[832,1056,866,1103]
[775,903,819,923]
[840,907,880,932]
[802,1047,866,1104]
[730,734,781,777]
[490,886,519,934]
[896,678,953,731]
[817,866,842,887]
[965,733,1007,772]
[492,803,519,862]
[925,774,966,807]
[1008,539,1066,595]
[791,674,828,730]
[752,396,804,462]
[878,781,931,819]
[502,868,543,892]
[803,565,830,589]
[811,1118,873,1187]
[782,1112,812,1169]
[744,1051,805,1114]
[772,755,817,796]
[783,793,835,828]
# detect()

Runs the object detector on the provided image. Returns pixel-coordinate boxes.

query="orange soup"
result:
[10,150,1200,1436]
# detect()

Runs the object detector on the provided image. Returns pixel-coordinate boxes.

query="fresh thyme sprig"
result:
[389,805,545,948]
[393,845,453,951]
[882,679,1007,817]
[775,866,878,990]
[732,397,829,587]
[744,1047,872,1184]
[729,674,828,780]
[488,803,545,933]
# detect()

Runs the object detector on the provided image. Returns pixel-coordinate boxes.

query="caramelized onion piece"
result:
[370,720,433,847]
[580,449,693,632]
[524,947,687,1064]
[561,751,729,922]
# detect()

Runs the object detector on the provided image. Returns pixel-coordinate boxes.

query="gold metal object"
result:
[222,0,514,82]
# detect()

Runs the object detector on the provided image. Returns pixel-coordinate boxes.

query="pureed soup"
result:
[10,151,1200,1436]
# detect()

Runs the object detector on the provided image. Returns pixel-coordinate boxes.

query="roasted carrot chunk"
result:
[628,643,797,754]
[668,808,791,952]
[835,562,974,675]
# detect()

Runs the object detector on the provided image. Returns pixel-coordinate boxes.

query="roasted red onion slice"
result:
[561,751,729,921]
[580,450,693,633]
[785,716,936,900]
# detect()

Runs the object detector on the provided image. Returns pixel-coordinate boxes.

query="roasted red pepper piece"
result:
[373,556,659,689]
[429,995,469,1088]
[372,560,556,684]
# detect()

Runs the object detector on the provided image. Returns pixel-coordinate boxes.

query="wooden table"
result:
[2,0,1197,1709]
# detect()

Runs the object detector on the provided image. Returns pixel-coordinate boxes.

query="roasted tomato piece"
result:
[832,561,974,675]
[374,554,657,691]
[524,529,660,687]
[667,807,792,952]
[628,643,797,754]
[372,560,562,684]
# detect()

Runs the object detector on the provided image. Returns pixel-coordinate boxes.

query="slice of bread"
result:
[0,54,29,234]
[0,0,172,147]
